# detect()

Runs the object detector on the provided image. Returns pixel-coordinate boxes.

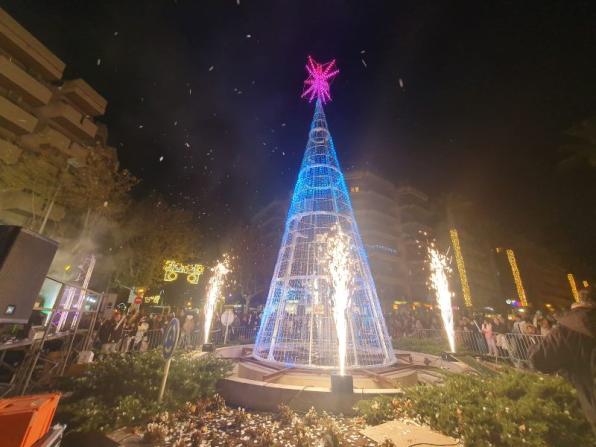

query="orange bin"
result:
[0,393,60,447]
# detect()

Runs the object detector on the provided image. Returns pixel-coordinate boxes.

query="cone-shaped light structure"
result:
[253,91,395,369]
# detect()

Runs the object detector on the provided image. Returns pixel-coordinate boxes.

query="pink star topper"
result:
[301,55,340,104]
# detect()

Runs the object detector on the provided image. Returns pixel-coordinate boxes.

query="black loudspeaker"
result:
[0,226,58,323]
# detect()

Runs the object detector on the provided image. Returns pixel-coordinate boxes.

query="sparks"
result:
[325,224,355,375]
[301,55,339,104]
[427,244,456,353]
[203,255,231,344]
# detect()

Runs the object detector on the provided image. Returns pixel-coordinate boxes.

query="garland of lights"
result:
[449,228,473,307]
[567,273,579,303]
[506,249,528,307]
[163,260,205,284]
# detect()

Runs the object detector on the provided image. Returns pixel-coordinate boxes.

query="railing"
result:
[402,328,545,366]
[109,324,543,368]
[110,325,260,354]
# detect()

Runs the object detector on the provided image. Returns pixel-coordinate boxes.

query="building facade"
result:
[344,171,435,310]
[0,8,113,236]
[395,186,434,304]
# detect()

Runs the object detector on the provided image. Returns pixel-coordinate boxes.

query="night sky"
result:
[4,1,596,275]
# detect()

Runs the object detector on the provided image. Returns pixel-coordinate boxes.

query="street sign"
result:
[220,309,235,327]
[159,317,180,403]
[162,318,180,360]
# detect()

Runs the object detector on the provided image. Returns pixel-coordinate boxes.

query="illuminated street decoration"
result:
[301,56,339,104]
[506,249,528,307]
[163,260,205,284]
[449,228,472,307]
[427,244,455,352]
[144,295,161,305]
[582,280,589,288]
[567,273,579,302]
[254,58,394,369]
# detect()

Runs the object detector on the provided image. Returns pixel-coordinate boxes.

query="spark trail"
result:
[427,244,456,352]
[326,225,355,375]
[203,255,231,344]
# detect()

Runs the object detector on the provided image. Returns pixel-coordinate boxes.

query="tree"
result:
[108,195,202,289]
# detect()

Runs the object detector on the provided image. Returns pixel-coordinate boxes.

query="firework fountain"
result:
[203,255,231,348]
[325,225,355,376]
[427,244,456,353]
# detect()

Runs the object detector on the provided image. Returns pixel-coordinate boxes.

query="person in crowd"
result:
[133,316,150,351]
[539,317,551,336]
[119,311,134,352]
[529,287,596,434]
[522,317,538,335]
[182,314,195,348]
[98,311,125,353]
[482,318,498,357]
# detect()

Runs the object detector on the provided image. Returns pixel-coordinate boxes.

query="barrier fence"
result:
[111,323,543,369]
[112,325,260,354]
[406,328,545,367]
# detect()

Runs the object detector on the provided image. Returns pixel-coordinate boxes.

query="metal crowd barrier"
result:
[111,325,260,354]
[402,328,545,367]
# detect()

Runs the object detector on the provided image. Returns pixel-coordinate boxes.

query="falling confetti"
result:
[209,65,215,71]
[361,59,367,68]
[246,34,252,38]
[399,77,404,88]
[159,156,164,162]
[360,49,366,54]
[189,88,192,95]
[96,58,101,66]
[185,142,190,148]
[138,124,144,129]
[113,31,119,36]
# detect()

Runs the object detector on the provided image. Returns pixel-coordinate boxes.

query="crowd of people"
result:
[388,304,555,337]
[95,307,263,354]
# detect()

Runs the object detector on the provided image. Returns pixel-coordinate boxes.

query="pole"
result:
[158,358,172,403]
[39,182,61,236]
[223,323,229,345]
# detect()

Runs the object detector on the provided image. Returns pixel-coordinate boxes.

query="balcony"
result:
[0,10,65,81]
[0,137,22,163]
[0,55,53,106]
[61,79,107,117]
[20,124,70,153]
[0,190,65,223]
[38,101,97,142]
[0,95,38,134]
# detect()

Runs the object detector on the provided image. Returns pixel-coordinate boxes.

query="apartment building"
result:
[0,8,112,235]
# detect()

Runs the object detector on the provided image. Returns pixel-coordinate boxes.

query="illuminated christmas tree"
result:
[253,57,395,369]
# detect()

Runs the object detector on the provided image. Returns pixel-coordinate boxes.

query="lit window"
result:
[350,186,360,193]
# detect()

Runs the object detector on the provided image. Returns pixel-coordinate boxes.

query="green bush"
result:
[356,369,595,446]
[55,351,232,432]
[394,336,449,355]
